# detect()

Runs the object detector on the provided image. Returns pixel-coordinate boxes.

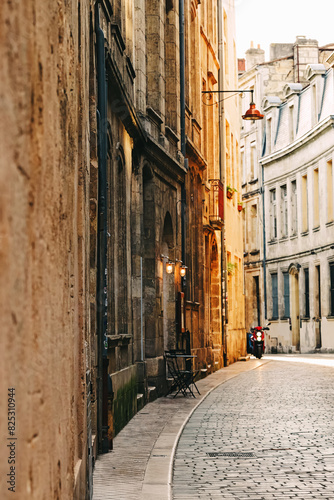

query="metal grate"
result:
[207,452,256,458]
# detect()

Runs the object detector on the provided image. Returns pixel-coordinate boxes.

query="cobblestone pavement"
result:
[92,359,264,500]
[173,358,334,499]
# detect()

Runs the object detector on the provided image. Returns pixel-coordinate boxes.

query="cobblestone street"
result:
[173,357,334,499]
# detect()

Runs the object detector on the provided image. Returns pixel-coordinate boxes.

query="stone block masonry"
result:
[0,1,91,498]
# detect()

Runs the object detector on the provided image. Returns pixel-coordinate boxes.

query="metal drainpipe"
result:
[179,0,187,293]
[218,0,227,365]
[95,3,109,454]
[262,163,267,320]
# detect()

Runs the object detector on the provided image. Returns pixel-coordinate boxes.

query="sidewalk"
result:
[92,358,266,500]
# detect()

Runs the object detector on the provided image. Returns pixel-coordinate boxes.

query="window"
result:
[301,174,308,233]
[250,142,256,179]
[283,272,290,318]
[289,105,294,142]
[291,180,297,235]
[250,204,258,250]
[270,189,277,240]
[313,168,319,228]
[241,148,245,185]
[271,273,278,319]
[225,120,231,185]
[327,160,333,222]
[280,185,288,237]
[304,268,310,318]
[253,276,260,325]
[223,10,228,77]
[330,263,334,316]
[267,118,272,154]
[312,84,317,126]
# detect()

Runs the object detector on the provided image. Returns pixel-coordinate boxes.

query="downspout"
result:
[179,0,187,291]
[95,3,109,454]
[261,163,267,320]
[179,0,186,158]
[218,0,227,365]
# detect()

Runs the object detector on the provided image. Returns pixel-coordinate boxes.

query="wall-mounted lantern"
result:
[166,261,174,274]
[180,265,187,277]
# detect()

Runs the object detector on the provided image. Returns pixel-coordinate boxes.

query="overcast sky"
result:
[235,0,334,60]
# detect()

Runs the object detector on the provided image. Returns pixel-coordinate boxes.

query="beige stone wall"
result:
[0,1,91,498]
[222,0,246,362]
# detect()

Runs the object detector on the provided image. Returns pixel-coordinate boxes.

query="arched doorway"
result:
[143,164,156,359]
[289,264,300,351]
[162,212,175,352]
[210,237,220,348]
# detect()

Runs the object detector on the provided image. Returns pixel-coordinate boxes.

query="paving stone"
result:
[172,358,334,499]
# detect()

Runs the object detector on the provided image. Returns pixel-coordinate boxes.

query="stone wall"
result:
[0,1,91,498]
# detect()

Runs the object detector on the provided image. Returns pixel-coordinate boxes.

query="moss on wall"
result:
[112,375,138,436]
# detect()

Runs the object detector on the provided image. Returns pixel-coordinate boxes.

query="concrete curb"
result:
[140,359,269,500]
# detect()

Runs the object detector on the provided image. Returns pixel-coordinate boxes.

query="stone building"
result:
[1,1,92,498]
[238,38,334,336]
[221,0,246,363]
[261,59,334,353]
[1,0,244,498]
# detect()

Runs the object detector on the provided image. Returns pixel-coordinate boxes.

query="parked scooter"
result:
[247,323,271,359]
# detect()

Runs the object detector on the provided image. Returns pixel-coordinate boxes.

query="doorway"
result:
[253,276,260,325]
[162,213,175,352]
[289,267,300,351]
[315,265,322,348]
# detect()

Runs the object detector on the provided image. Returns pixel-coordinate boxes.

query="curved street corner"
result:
[173,355,334,499]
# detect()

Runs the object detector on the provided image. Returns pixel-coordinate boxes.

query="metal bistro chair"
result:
[164,350,200,398]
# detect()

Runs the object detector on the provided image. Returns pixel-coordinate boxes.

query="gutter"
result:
[261,164,267,320]
[95,2,109,454]
[218,0,227,364]
[179,0,187,288]
[261,115,334,165]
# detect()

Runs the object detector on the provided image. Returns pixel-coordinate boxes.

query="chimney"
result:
[245,42,265,71]
[238,58,246,73]
[293,36,319,83]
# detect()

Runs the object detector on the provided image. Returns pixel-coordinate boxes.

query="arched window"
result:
[116,142,127,334]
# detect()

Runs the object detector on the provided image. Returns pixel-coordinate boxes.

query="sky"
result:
[235,0,334,60]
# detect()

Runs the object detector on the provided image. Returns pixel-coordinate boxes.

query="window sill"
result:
[290,234,298,240]
[279,236,289,242]
[301,231,309,237]
[301,317,310,322]
[326,220,334,228]
[313,226,320,233]
[327,316,334,320]
[249,178,258,185]
[269,318,279,322]
[268,239,277,245]
[280,317,290,321]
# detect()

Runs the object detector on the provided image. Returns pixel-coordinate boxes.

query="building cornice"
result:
[186,137,207,169]
[260,115,334,165]
[200,26,220,71]
[145,134,187,184]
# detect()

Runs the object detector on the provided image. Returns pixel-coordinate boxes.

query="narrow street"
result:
[173,356,334,499]
[93,356,334,499]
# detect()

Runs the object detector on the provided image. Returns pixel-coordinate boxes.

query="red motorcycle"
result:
[248,324,270,359]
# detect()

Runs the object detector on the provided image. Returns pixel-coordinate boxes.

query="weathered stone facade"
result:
[0,0,92,498]
[1,0,244,498]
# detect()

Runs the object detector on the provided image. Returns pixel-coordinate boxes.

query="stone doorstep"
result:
[238,355,251,362]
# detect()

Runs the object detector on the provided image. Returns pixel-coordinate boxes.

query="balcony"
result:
[209,179,224,230]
